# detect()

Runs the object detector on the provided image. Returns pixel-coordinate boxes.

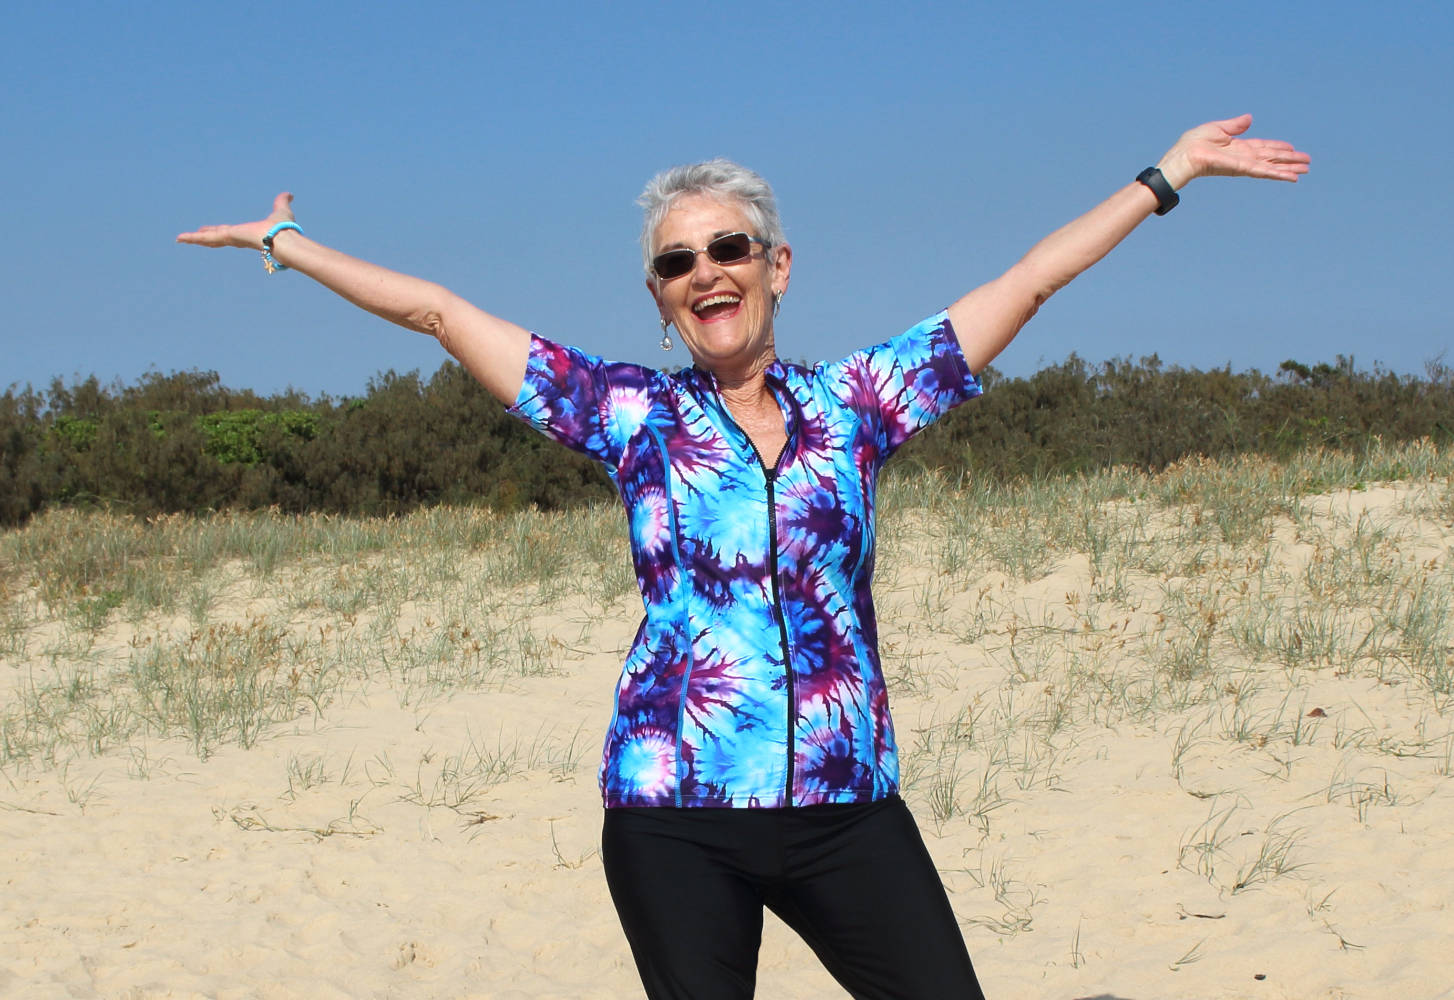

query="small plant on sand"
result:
[1177,802,1239,883]
[283,752,332,799]
[1168,937,1207,972]
[956,853,1043,936]
[1322,760,1400,823]
[1231,813,1309,893]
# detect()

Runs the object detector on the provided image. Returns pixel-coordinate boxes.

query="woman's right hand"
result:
[175,190,530,404]
[176,192,296,251]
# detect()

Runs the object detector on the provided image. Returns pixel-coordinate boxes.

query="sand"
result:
[3,479,1452,999]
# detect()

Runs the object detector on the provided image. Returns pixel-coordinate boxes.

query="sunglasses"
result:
[651,232,769,281]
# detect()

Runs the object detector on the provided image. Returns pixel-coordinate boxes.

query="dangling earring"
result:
[773,290,784,318]
[659,317,673,351]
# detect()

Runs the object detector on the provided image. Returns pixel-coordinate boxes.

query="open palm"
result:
[1159,114,1311,189]
[176,192,296,250]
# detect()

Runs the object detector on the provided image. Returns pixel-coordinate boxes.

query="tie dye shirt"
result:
[508,310,981,808]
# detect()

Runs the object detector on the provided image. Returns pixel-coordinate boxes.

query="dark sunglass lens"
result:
[707,233,753,265]
[653,250,694,280]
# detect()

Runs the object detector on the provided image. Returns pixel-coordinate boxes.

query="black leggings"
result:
[601,796,986,1000]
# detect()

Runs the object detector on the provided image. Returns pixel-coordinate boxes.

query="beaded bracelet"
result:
[261,221,304,273]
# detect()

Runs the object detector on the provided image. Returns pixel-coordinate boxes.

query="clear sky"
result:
[3,1,1450,400]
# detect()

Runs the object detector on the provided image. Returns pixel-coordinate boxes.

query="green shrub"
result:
[3,351,1450,528]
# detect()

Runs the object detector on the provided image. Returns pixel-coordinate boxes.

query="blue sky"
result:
[3,1,1450,399]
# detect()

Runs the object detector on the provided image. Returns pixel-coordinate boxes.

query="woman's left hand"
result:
[176,192,297,252]
[1156,114,1310,189]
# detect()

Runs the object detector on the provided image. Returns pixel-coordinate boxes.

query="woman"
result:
[179,114,1309,999]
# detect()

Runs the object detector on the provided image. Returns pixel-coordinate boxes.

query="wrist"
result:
[1153,152,1194,191]
[261,221,303,274]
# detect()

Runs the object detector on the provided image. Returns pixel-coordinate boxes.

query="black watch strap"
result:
[1136,166,1180,216]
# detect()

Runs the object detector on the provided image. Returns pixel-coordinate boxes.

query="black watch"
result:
[1136,167,1180,216]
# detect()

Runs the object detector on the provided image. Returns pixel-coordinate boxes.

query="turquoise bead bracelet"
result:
[261,221,304,274]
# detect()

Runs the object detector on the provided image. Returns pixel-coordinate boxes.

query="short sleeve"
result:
[822,310,982,456]
[506,333,656,471]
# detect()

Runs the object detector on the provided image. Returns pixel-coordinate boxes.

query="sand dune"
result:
[3,458,1452,998]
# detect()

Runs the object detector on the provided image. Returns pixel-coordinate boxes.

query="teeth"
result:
[693,293,741,314]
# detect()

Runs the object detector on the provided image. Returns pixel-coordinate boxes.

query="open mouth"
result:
[692,293,742,322]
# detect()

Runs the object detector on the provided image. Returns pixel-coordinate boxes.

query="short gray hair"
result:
[637,159,786,276]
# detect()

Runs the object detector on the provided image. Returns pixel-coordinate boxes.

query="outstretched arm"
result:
[177,193,530,405]
[948,114,1310,375]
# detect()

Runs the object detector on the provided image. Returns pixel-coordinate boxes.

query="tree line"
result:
[3,353,1451,527]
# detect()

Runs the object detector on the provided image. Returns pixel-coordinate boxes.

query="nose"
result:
[690,248,725,284]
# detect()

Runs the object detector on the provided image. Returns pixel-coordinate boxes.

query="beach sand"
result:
[3,472,1452,999]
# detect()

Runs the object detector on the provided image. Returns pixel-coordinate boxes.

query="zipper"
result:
[741,436,795,807]
[762,461,795,806]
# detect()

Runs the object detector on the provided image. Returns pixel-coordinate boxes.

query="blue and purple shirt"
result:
[509,310,981,808]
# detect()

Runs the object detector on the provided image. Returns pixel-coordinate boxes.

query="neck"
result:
[707,358,775,407]
[709,362,787,466]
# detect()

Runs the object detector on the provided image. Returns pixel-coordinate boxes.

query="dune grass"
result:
[1,436,1452,1000]
[6,435,1454,1000]
[3,438,1450,774]
[870,437,1454,942]
[1,438,1451,953]
[0,501,637,769]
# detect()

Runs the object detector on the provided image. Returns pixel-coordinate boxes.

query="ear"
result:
[645,276,667,318]
[769,241,792,296]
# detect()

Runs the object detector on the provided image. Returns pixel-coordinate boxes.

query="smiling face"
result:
[647,193,791,381]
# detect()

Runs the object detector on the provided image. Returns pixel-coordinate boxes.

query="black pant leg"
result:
[601,808,768,1000]
[769,797,986,1000]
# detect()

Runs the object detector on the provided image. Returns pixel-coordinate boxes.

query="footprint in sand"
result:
[392,940,437,969]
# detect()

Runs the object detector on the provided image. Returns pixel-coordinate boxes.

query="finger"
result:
[1244,160,1310,181]
[1244,140,1308,159]
[1215,113,1253,136]
[175,225,224,245]
[1245,143,1311,167]
[1240,138,1298,152]
[1221,138,1309,163]
[268,192,296,225]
